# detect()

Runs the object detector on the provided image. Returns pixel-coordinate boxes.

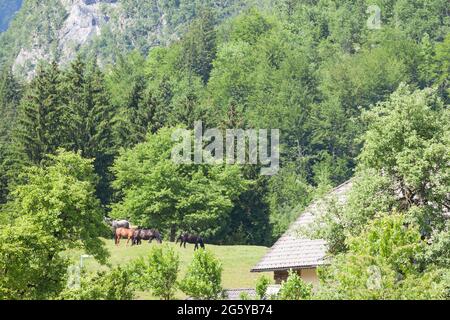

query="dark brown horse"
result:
[132,229,162,245]
[115,227,136,246]
[176,233,205,250]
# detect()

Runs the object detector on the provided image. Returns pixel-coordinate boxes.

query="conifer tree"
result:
[61,56,116,203]
[181,8,217,84]
[15,61,64,164]
[0,66,22,203]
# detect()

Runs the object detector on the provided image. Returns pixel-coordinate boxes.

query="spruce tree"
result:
[0,66,22,203]
[61,56,116,203]
[15,61,63,164]
[181,8,217,84]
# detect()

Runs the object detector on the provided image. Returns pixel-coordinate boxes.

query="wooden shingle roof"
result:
[251,180,353,272]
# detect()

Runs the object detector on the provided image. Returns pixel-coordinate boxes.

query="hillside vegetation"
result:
[0,0,267,75]
[66,240,271,299]
[0,0,22,32]
[0,0,449,300]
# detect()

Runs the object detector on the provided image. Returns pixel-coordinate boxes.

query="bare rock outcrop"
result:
[13,0,119,78]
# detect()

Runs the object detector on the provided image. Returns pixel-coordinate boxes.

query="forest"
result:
[0,0,449,300]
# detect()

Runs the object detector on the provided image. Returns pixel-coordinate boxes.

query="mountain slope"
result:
[0,0,22,32]
[0,0,265,77]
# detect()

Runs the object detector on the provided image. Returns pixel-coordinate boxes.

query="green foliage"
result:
[132,245,180,300]
[255,275,271,300]
[359,85,449,233]
[0,0,66,69]
[422,221,450,270]
[0,3,448,298]
[0,0,256,73]
[277,270,312,300]
[107,51,153,148]
[0,216,68,299]
[61,56,115,158]
[239,291,251,300]
[267,163,312,239]
[317,213,448,300]
[15,61,64,164]
[180,249,224,300]
[0,150,109,299]
[181,8,217,84]
[60,56,116,203]
[12,58,116,203]
[9,149,109,262]
[60,266,135,300]
[0,66,22,203]
[389,0,450,41]
[308,171,398,254]
[309,86,449,254]
[434,33,450,101]
[111,127,249,240]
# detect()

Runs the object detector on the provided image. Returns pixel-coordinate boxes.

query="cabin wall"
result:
[300,268,319,285]
[273,268,318,285]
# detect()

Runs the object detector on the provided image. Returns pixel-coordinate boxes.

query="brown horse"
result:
[115,227,136,246]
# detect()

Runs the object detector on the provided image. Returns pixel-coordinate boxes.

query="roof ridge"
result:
[251,179,353,272]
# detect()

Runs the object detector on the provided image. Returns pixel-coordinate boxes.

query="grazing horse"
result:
[176,233,205,250]
[104,217,130,229]
[133,229,162,245]
[115,227,136,246]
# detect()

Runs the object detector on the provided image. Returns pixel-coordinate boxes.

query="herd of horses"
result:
[104,217,205,250]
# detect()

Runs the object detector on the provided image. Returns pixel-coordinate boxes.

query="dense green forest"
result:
[0,0,449,300]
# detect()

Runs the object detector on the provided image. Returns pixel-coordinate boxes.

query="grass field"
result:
[66,239,272,299]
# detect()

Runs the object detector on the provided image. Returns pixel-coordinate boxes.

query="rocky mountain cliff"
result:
[13,0,117,76]
[0,0,257,78]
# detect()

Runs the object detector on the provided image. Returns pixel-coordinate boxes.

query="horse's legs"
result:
[184,241,187,248]
[194,242,198,250]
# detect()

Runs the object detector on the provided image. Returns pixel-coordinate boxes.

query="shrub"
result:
[180,249,223,299]
[255,275,271,300]
[278,270,313,300]
[59,266,135,300]
[132,245,180,300]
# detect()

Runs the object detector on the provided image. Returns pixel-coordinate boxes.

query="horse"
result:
[132,229,162,245]
[176,233,205,250]
[104,217,130,229]
[115,227,136,246]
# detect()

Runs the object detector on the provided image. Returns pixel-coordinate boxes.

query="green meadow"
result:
[66,239,272,299]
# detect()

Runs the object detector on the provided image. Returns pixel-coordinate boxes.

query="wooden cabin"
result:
[251,180,353,285]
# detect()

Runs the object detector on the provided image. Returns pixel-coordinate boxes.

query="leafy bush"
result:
[180,249,224,300]
[132,245,180,300]
[255,275,271,300]
[316,213,449,300]
[59,266,135,300]
[0,217,68,300]
[278,270,312,300]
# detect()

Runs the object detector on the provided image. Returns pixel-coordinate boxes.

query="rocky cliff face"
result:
[13,0,120,77]
[58,0,119,63]
[2,0,252,78]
